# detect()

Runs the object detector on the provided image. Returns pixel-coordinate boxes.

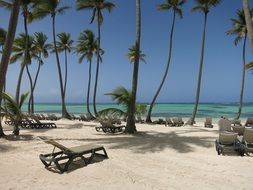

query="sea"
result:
[22,102,253,119]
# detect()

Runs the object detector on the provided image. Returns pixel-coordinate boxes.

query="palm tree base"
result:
[13,128,20,136]
[145,117,152,123]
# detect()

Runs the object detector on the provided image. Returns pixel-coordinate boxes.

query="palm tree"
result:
[145,0,186,123]
[98,86,147,119]
[190,0,221,125]
[125,0,141,133]
[76,0,115,117]
[242,0,253,53]
[55,32,73,99]
[226,9,253,119]
[30,32,50,112]
[76,29,97,118]
[31,0,71,118]
[0,0,20,137]
[10,33,37,114]
[1,92,29,135]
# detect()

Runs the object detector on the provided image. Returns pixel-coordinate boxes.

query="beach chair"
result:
[245,118,253,127]
[218,118,232,132]
[172,117,183,126]
[79,114,88,121]
[165,117,174,127]
[204,117,213,128]
[153,118,166,125]
[136,115,144,123]
[232,125,245,136]
[95,119,125,133]
[22,115,57,129]
[215,132,243,155]
[178,117,184,126]
[39,136,108,173]
[231,119,242,126]
[241,128,253,155]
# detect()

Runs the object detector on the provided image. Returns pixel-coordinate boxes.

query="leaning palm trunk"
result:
[236,35,247,119]
[0,0,20,137]
[87,60,93,117]
[26,64,34,113]
[63,49,68,98]
[242,0,253,53]
[93,16,101,117]
[52,15,70,119]
[15,64,25,106]
[125,0,141,133]
[146,10,176,123]
[190,13,208,125]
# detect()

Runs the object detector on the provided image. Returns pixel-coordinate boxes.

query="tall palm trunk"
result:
[26,64,33,113]
[87,59,93,116]
[52,15,70,119]
[93,15,101,117]
[125,0,141,133]
[242,0,253,53]
[15,64,25,105]
[190,13,208,125]
[0,0,20,137]
[63,49,68,98]
[146,10,176,123]
[236,35,247,119]
[29,58,42,113]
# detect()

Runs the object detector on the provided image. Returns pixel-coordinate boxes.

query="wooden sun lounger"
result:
[204,117,213,128]
[95,120,125,133]
[241,128,253,155]
[20,115,57,129]
[39,136,108,173]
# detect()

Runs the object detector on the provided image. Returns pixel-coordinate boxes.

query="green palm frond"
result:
[98,108,126,118]
[0,27,7,46]
[127,45,146,64]
[192,0,221,13]
[55,32,73,53]
[157,0,186,18]
[19,92,29,110]
[246,61,253,70]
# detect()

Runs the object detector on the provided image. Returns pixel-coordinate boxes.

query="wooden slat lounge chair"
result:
[215,132,243,155]
[172,117,183,126]
[95,119,125,133]
[165,117,174,127]
[39,136,108,173]
[218,118,232,132]
[241,128,253,155]
[204,117,213,128]
[21,115,57,129]
[232,125,245,136]
[153,118,166,125]
[245,118,253,127]
[136,116,144,123]
[231,119,242,126]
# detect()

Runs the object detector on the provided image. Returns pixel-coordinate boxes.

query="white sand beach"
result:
[0,118,253,190]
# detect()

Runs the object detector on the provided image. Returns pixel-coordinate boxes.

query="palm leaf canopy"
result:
[33,32,50,59]
[10,33,38,65]
[0,92,29,121]
[157,0,186,18]
[0,0,12,10]
[246,61,253,70]
[55,32,73,53]
[76,29,96,63]
[31,0,70,20]
[226,9,253,45]
[127,45,146,64]
[192,0,221,14]
[76,0,115,25]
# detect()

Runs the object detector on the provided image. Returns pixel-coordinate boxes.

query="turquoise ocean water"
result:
[23,103,253,118]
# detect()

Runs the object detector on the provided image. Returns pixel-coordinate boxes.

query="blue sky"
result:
[0,0,253,103]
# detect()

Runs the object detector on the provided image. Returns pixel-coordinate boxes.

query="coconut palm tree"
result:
[30,32,50,112]
[226,9,253,119]
[76,29,97,118]
[76,0,115,117]
[242,0,253,52]
[145,0,186,123]
[98,86,147,120]
[0,0,20,137]
[190,0,221,125]
[10,33,37,114]
[125,0,141,133]
[0,92,29,135]
[31,0,71,118]
[55,32,73,99]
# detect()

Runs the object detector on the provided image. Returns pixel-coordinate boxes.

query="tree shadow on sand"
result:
[55,128,217,154]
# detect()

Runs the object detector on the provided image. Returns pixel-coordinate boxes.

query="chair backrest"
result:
[218,118,232,132]
[206,117,212,124]
[178,117,183,123]
[165,117,172,124]
[232,125,245,135]
[172,117,179,124]
[243,128,253,144]
[39,136,70,152]
[245,118,253,126]
[218,132,238,145]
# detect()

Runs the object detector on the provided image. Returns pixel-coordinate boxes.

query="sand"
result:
[0,118,252,190]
